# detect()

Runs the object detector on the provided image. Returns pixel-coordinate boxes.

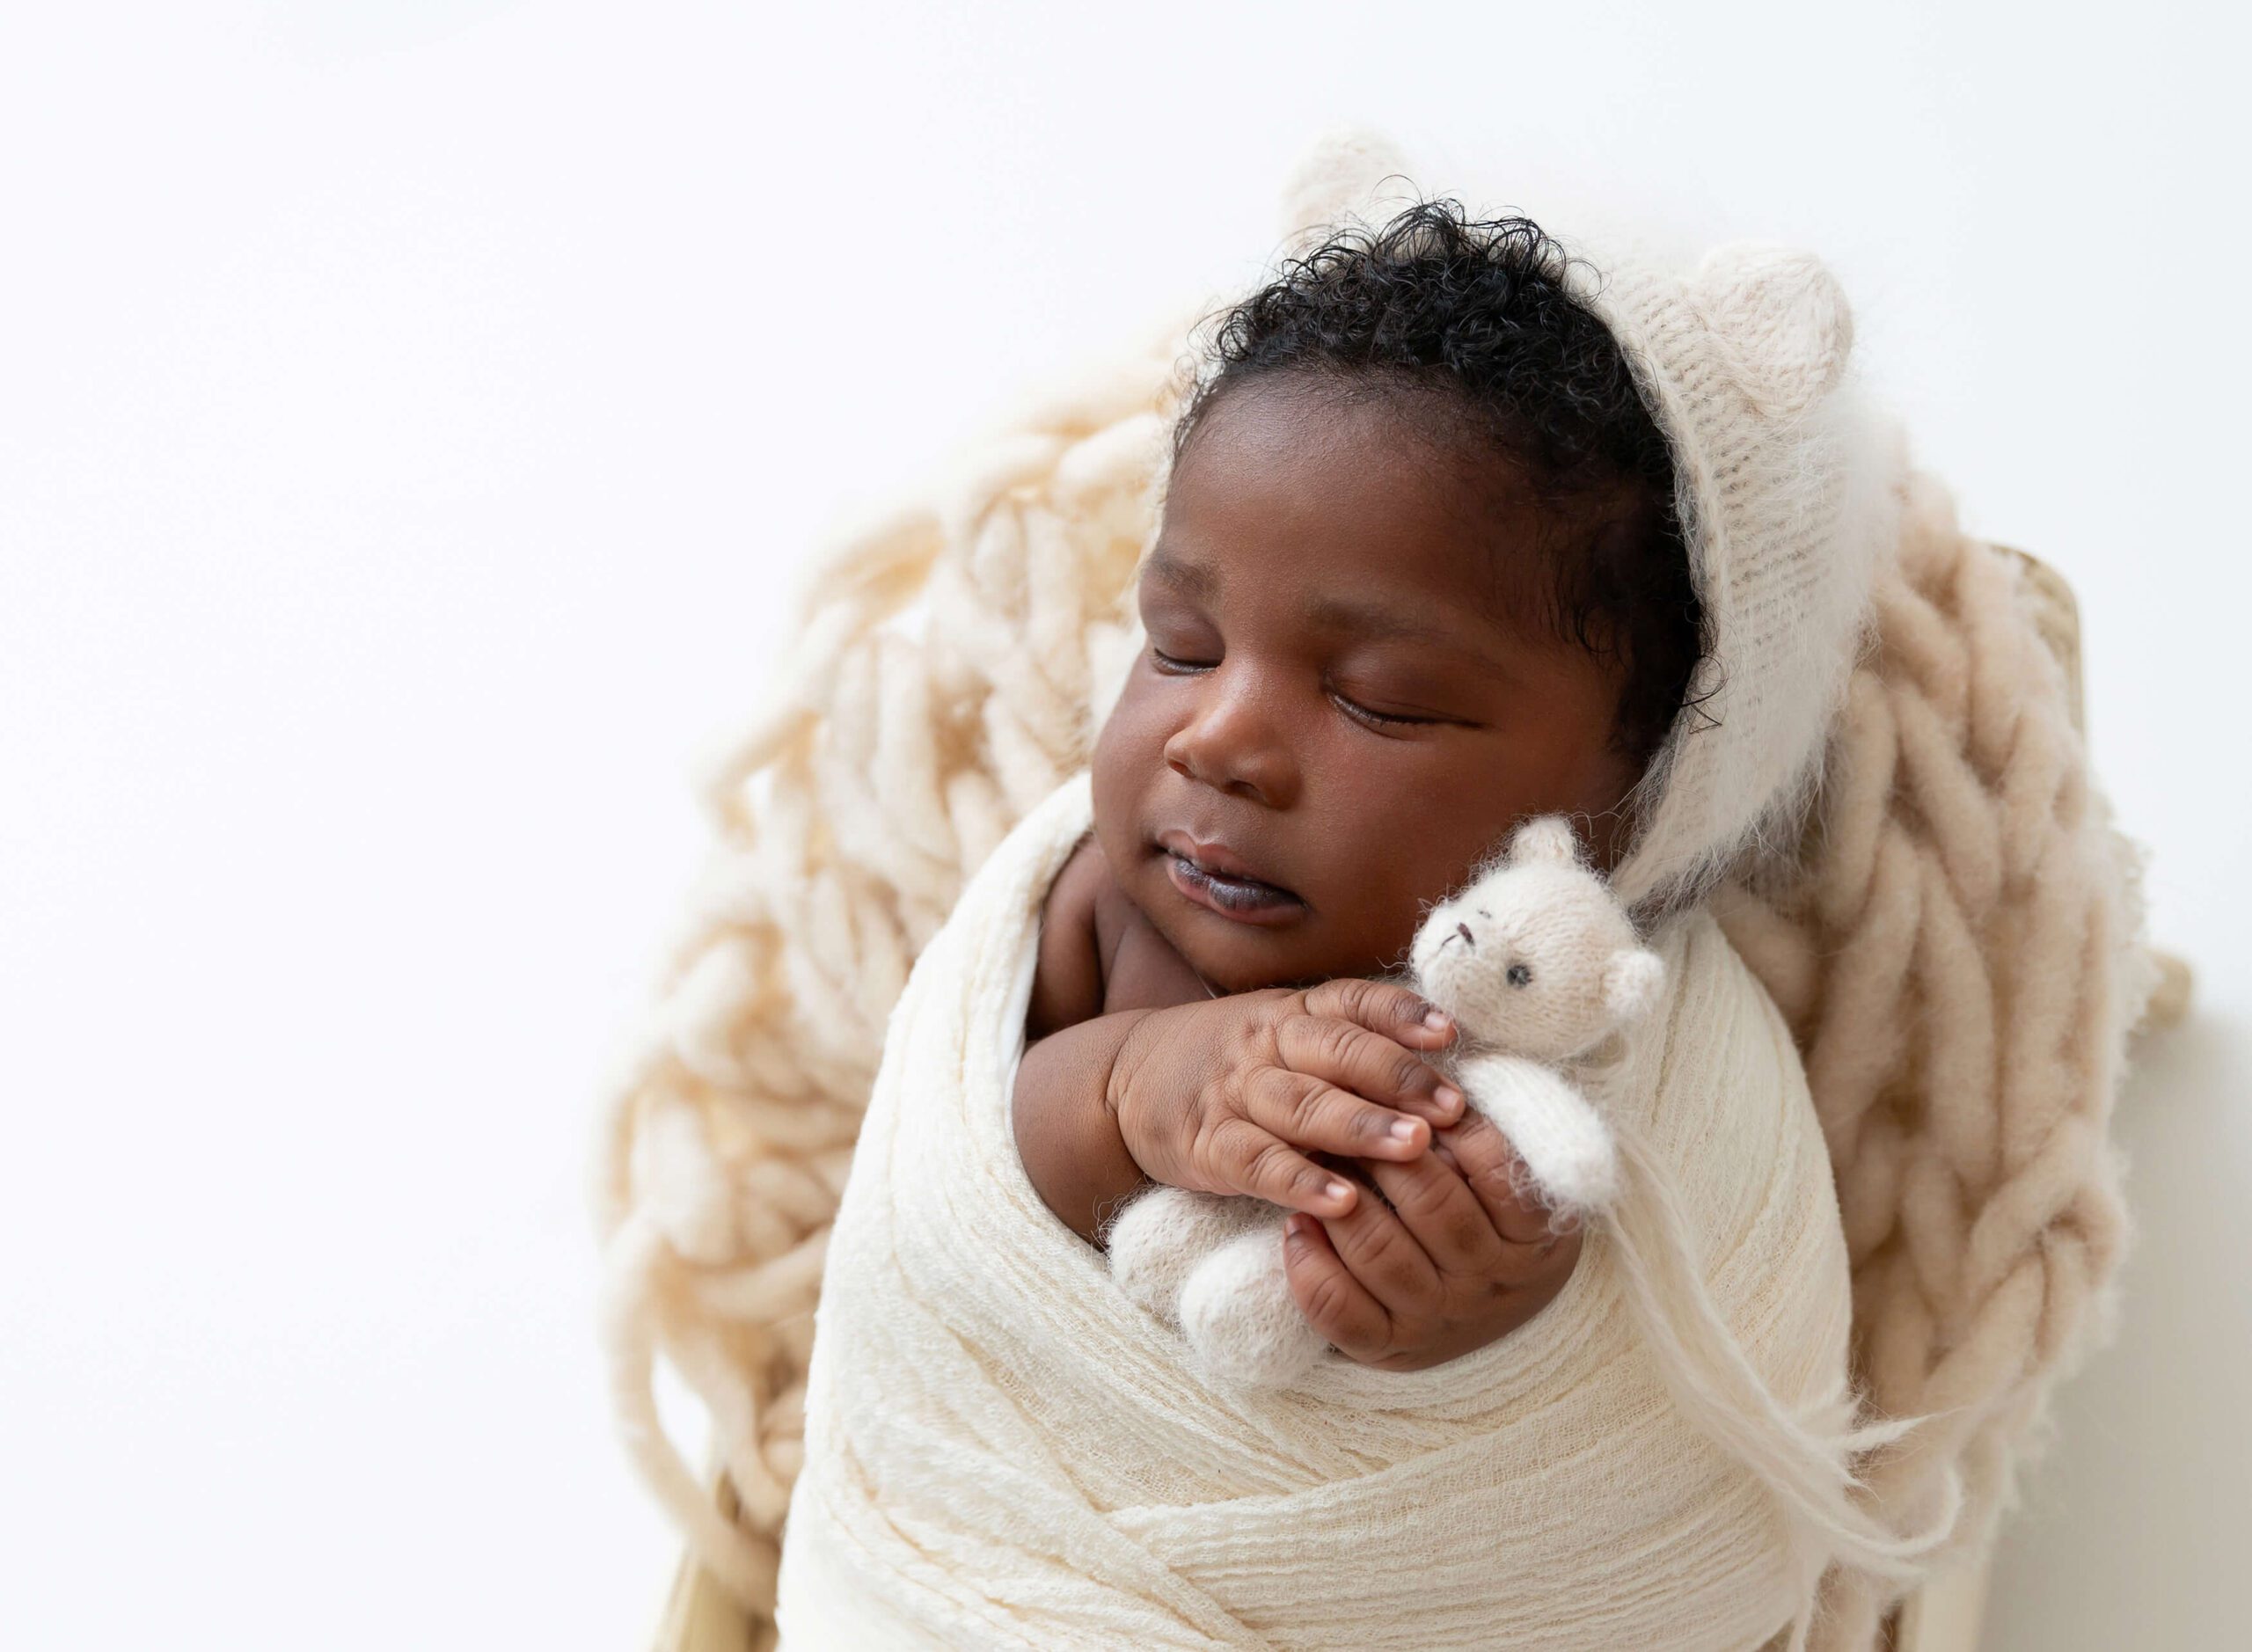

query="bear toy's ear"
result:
[1603,947,1666,1025]
[1277,126,1421,248]
[1510,815,1582,866]
[1692,244,1854,420]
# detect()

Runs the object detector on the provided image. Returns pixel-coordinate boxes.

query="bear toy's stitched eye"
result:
[1506,963,1533,988]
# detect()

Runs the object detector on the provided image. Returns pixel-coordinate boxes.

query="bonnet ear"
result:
[1509,815,1583,866]
[1604,948,1666,1024]
[1692,244,1855,419]
[1277,126,1422,247]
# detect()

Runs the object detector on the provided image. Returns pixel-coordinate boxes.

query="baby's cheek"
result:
[1321,867,1437,980]
[1089,706,1152,835]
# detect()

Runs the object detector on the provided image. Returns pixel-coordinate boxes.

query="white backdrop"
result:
[4,4,2245,1647]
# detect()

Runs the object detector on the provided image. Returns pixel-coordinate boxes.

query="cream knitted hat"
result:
[1277,132,1905,911]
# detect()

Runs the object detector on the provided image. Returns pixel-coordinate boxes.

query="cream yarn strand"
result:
[591,341,1179,1630]
[1713,471,2151,1647]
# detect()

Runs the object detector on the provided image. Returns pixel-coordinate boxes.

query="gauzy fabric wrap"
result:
[773,772,1855,1650]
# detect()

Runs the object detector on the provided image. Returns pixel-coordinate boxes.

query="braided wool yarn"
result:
[593,345,1180,1619]
[1710,469,2151,1648]
[591,199,2149,1649]
[592,350,2144,1647]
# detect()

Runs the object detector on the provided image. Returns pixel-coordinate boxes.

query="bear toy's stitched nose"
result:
[1456,922,1476,949]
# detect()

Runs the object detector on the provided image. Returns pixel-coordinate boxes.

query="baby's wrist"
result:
[1100,1006,1174,1163]
[1013,1008,1164,1246]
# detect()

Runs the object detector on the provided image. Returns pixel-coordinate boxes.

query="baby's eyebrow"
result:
[1144,548,1217,601]
[1305,592,1522,682]
[1302,593,1451,647]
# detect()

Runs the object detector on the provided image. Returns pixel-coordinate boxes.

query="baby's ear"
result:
[1692,244,1854,419]
[1277,125,1421,246]
[1509,816,1581,866]
[1603,948,1666,1024]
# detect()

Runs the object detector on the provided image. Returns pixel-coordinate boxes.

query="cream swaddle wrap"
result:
[773,771,1857,1650]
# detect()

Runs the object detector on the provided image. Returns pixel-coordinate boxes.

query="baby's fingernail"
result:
[1422,1007,1452,1029]
[1285,1215,1310,1240]
[1389,1119,1419,1142]
[1436,1085,1464,1114]
[1326,1179,1352,1202]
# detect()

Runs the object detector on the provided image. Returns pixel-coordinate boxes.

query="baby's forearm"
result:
[1013,1010,1157,1246]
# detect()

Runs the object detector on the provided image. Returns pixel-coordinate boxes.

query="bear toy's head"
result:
[1408,817,1665,1064]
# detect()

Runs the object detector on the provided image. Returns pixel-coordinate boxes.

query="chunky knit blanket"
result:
[594,339,2151,1650]
[768,771,1863,1649]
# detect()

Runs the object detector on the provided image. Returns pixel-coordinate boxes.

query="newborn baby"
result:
[778,194,1912,1651]
[1012,202,1704,1370]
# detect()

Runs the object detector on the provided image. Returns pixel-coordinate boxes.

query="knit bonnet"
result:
[1270,132,1906,912]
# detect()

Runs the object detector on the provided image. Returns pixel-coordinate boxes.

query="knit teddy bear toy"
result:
[1105,815,1664,1389]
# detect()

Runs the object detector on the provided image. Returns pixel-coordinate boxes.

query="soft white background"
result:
[3,3,2243,1646]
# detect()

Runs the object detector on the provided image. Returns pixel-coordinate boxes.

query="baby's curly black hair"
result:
[1173,198,1707,767]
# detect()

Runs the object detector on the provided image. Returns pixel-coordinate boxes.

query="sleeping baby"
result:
[774,191,1937,1650]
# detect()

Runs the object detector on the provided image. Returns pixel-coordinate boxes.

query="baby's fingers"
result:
[1299,977,1457,1052]
[1280,1213,1393,1363]
[1278,1015,1464,1129]
[1203,1115,1362,1218]
[1243,1064,1437,1164]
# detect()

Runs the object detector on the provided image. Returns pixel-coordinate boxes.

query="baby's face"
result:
[1092,377,1641,993]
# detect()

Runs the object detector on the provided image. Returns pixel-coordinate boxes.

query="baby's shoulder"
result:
[1026,837,1210,1037]
[1026,835,1109,1039]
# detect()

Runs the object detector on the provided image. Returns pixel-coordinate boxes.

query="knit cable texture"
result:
[1710,471,2152,1647]
[591,342,2148,1649]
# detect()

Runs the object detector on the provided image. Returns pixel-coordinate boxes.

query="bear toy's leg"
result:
[1106,1186,1271,1327]
[1179,1216,1328,1388]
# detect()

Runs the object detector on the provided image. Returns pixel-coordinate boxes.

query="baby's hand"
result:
[1106,980,1463,1219]
[1280,1107,1583,1371]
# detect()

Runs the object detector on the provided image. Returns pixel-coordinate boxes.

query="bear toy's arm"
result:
[1454,1051,1620,1213]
